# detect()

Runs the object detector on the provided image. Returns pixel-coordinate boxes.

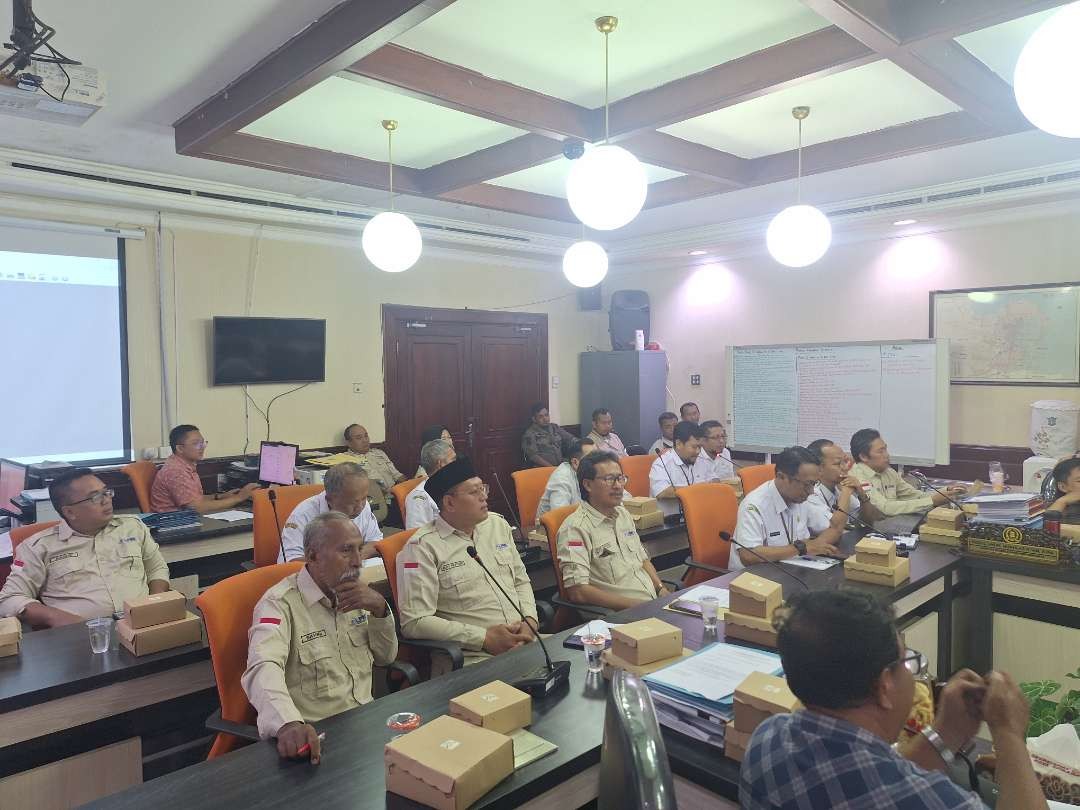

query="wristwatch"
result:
[920,726,955,766]
[793,539,807,555]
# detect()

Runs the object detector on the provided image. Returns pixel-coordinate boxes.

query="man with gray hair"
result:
[243,512,398,763]
[405,438,457,530]
[278,462,382,562]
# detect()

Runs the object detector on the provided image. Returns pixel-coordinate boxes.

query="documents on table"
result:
[645,643,781,706]
[205,510,253,522]
[509,728,558,769]
[674,585,730,607]
[779,555,840,571]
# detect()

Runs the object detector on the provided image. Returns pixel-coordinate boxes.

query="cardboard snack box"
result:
[925,507,966,530]
[610,618,683,665]
[449,680,531,735]
[601,647,693,680]
[724,612,778,649]
[843,555,910,587]
[124,590,187,629]
[385,715,513,810]
[0,616,22,646]
[725,726,752,751]
[728,573,782,620]
[732,672,801,733]
[631,510,665,531]
[725,740,747,762]
[853,537,896,567]
[622,496,661,516]
[117,611,202,656]
[0,641,19,658]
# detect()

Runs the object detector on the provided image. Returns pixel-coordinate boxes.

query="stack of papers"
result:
[966,492,1045,525]
[644,643,782,748]
[307,452,361,467]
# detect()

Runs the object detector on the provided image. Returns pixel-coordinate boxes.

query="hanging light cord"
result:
[387,127,395,212]
[603,29,610,143]
[796,116,803,205]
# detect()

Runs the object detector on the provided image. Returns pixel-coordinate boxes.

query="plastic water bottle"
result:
[989,461,1005,493]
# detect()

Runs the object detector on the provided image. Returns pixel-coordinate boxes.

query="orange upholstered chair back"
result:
[676,483,737,586]
[251,484,323,567]
[391,478,424,522]
[619,454,655,497]
[539,505,580,598]
[738,464,775,496]
[121,460,158,512]
[511,467,556,528]
[374,529,419,609]
[10,520,60,553]
[196,561,303,759]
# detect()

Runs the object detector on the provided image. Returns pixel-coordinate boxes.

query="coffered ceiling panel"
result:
[488,157,682,198]
[956,7,1058,84]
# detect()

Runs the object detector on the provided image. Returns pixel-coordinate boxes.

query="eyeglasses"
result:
[781,473,817,493]
[893,649,928,676]
[595,474,629,486]
[458,483,490,498]
[66,488,114,507]
[185,440,208,449]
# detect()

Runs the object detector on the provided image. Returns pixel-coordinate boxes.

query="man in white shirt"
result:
[731,446,843,571]
[647,412,678,456]
[536,438,594,520]
[405,439,456,529]
[699,420,735,481]
[586,408,627,458]
[649,421,709,518]
[278,463,382,562]
[805,439,882,530]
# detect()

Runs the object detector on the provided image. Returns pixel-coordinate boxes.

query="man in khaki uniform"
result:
[344,423,405,497]
[557,450,667,612]
[0,469,170,627]
[243,511,397,763]
[849,428,965,517]
[397,458,536,673]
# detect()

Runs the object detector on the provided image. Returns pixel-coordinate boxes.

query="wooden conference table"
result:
[85,529,960,810]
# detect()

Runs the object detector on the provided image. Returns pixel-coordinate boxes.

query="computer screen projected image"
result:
[0,246,130,465]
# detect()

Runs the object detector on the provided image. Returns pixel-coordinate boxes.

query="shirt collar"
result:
[762,480,792,515]
[580,500,616,526]
[298,565,332,608]
[169,453,198,472]
[793,710,896,757]
[57,517,120,541]
[434,515,473,541]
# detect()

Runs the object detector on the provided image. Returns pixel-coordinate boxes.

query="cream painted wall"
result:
[613,213,1080,448]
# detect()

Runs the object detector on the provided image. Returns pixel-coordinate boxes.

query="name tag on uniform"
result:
[300,629,327,644]
[120,536,139,544]
[495,543,509,551]
[623,530,635,537]
[350,614,368,626]
[49,551,79,564]
[768,532,781,538]
[439,560,465,573]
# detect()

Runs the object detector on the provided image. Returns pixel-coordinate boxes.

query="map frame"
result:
[929,281,1080,386]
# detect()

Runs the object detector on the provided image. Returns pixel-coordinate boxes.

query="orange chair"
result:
[738,464,775,495]
[196,562,303,759]
[391,477,424,523]
[619,454,655,497]
[511,466,556,528]
[676,483,737,587]
[1,521,59,590]
[250,484,323,567]
[539,504,610,624]
[121,460,158,512]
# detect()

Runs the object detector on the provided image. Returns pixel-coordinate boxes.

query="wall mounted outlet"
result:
[690,374,702,386]
[551,375,560,390]
[353,382,364,394]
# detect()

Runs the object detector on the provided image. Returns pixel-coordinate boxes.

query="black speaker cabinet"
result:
[609,290,649,350]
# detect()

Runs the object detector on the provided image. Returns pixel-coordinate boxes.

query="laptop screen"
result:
[259,442,298,486]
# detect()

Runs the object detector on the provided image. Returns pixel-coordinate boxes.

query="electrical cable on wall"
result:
[241,227,263,455]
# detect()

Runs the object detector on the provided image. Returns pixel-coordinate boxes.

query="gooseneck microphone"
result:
[492,470,528,551]
[656,448,686,525]
[909,470,967,511]
[722,531,811,592]
[466,545,571,697]
[267,488,289,563]
[833,502,898,542]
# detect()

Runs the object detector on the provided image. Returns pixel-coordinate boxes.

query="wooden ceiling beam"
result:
[437,184,576,222]
[897,0,1073,44]
[174,0,456,155]
[418,134,565,196]
[621,132,751,188]
[644,175,739,209]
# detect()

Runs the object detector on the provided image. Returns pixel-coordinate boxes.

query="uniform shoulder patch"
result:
[259,617,281,625]
[746,504,760,515]
[284,522,298,530]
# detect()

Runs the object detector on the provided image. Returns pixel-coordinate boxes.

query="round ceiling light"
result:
[562,240,609,288]
[1014,4,1080,138]
[362,211,422,273]
[766,204,832,268]
[566,144,648,231]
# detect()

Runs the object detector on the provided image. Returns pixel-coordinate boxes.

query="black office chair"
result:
[598,670,678,810]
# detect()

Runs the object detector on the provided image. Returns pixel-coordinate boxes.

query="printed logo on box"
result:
[480,693,499,703]
[440,739,461,751]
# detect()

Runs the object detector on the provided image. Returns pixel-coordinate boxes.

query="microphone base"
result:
[513,660,571,698]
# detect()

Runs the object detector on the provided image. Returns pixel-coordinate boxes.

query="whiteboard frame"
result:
[725,338,950,465]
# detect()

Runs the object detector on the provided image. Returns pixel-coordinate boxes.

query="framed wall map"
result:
[930,282,1080,385]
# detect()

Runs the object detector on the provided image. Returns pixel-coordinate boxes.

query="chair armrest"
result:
[386,660,421,692]
[401,637,465,671]
[661,579,681,593]
[551,593,610,618]
[534,600,554,631]
[205,708,260,742]
[683,557,731,576]
[240,560,256,572]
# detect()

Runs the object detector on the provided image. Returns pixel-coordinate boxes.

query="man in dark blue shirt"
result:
[740,590,1045,810]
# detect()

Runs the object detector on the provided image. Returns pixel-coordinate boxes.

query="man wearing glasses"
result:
[150,424,259,513]
[741,590,1045,810]
[731,446,842,571]
[0,468,171,627]
[556,450,668,611]
[397,458,537,674]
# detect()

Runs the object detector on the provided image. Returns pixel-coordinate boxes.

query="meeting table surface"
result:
[80,529,961,810]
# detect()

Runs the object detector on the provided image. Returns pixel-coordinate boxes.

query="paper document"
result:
[205,510,253,522]
[572,619,619,639]
[675,585,730,607]
[646,643,781,704]
[780,555,840,570]
[510,728,558,769]
[0,531,11,559]
[966,492,1038,503]
[20,488,49,501]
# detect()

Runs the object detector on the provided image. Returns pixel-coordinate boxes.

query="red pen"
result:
[297,732,326,757]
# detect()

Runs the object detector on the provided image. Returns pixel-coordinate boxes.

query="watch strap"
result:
[920,726,955,766]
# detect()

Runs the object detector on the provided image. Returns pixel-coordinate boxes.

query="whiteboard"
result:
[725,340,949,465]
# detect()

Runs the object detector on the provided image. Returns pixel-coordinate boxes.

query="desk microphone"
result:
[267,489,289,563]
[722,531,810,592]
[832,502,897,541]
[909,470,966,511]
[656,448,686,525]
[466,545,570,698]
[492,470,527,551]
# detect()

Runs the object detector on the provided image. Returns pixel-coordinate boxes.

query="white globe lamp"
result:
[766,204,832,268]
[1014,4,1080,138]
[562,240,608,288]
[362,211,422,273]
[566,144,648,231]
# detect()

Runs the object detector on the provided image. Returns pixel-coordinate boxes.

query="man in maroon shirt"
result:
[149,424,258,513]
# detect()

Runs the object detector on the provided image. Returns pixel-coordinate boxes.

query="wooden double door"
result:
[382,305,548,520]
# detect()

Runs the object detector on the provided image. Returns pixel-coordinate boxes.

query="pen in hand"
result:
[297,732,326,757]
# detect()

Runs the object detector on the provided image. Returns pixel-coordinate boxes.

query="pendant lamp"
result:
[766,106,832,268]
[362,120,423,273]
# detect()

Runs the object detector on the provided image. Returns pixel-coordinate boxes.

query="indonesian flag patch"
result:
[259,617,281,625]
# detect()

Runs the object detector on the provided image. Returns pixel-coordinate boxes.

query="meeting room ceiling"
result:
[4,0,1080,242]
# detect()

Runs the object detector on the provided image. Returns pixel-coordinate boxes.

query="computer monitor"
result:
[0,459,27,514]
[259,442,298,486]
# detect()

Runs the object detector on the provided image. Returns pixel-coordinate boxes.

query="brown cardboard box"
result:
[725,726,752,751]
[853,537,896,567]
[729,573,782,620]
[610,618,683,665]
[124,590,187,629]
[725,740,746,762]
[926,507,965,530]
[623,496,660,516]
[449,680,531,735]
[1060,524,1080,542]
[844,555,910,586]
[631,510,665,531]
[724,611,778,648]
[0,641,19,658]
[734,672,800,719]
[0,616,22,646]
[918,525,962,546]
[385,715,514,810]
[117,611,202,656]
[601,647,693,680]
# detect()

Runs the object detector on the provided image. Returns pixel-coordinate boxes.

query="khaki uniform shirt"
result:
[396,514,536,661]
[242,565,398,738]
[346,448,403,496]
[521,423,574,467]
[0,516,170,619]
[850,463,934,517]
[556,502,656,602]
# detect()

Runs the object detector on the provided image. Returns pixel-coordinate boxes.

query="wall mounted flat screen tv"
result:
[212,317,326,385]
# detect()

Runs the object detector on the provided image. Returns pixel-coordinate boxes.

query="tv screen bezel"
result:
[211,316,327,386]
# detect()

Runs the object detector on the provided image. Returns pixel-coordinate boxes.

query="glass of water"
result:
[581,633,606,674]
[700,596,721,631]
[86,617,114,654]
